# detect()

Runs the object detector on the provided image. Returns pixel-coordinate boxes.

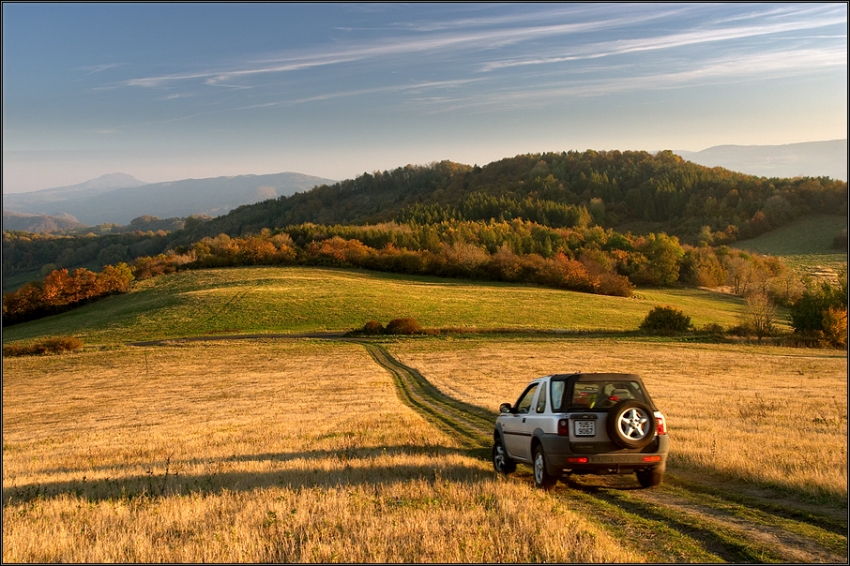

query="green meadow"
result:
[734,214,847,275]
[3,266,757,345]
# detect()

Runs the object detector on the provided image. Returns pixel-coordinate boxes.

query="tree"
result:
[741,292,776,341]
[790,271,848,346]
[631,233,684,286]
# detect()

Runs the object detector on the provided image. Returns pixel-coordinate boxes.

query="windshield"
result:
[569,380,648,410]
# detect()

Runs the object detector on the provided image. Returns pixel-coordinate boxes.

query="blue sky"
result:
[3,3,847,193]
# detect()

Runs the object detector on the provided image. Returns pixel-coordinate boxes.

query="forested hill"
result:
[175,150,847,246]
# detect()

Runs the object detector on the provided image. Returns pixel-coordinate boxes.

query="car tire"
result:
[636,468,663,488]
[606,399,657,450]
[492,436,516,475]
[533,445,557,490]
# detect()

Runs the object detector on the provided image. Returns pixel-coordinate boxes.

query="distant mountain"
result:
[3,172,336,226]
[675,140,847,181]
[3,173,148,210]
[3,210,86,233]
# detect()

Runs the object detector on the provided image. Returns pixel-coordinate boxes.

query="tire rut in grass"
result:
[627,487,847,563]
[359,342,495,453]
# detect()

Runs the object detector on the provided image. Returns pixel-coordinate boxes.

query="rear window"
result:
[568,379,649,410]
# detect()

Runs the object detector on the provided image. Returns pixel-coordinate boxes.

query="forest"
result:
[4,150,846,281]
[3,150,847,339]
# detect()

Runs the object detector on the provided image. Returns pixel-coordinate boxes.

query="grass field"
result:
[3,338,846,562]
[733,214,847,278]
[3,266,762,345]
[3,341,635,562]
[2,264,847,562]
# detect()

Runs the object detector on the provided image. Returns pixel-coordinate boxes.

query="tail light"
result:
[567,457,588,463]
[558,418,569,436]
[654,412,667,435]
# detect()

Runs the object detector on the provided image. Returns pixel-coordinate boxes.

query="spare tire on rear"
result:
[606,399,656,449]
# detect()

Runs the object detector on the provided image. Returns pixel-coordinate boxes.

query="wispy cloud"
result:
[410,45,847,115]
[79,63,123,76]
[114,3,845,121]
[238,79,479,109]
[120,8,681,91]
[481,10,847,71]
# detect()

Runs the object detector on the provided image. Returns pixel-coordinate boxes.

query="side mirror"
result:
[499,403,512,414]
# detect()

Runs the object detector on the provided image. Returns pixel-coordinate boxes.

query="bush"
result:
[639,306,693,335]
[361,320,385,335]
[384,318,424,335]
[4,336,83,357]
[822,307,848,348]
[701,323,725,336]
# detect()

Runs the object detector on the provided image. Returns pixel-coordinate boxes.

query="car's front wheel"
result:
[492,436,517,475]
[636,467,663,488]
[533,445,557,490]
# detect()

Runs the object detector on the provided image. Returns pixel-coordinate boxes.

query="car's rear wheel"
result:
[533,445,557,490]
[636,468,663,488]
[492,437,516,475]
[607,400,657,450]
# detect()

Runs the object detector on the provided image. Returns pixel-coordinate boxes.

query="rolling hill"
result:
[173,150,847,245]
[0,266,753,345]
[3,172,336,226]
[675,140,847,182]
[2,210,87,233]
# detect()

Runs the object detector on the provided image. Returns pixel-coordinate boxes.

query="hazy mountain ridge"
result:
[675,140,847,181]
[3,172,336,226]
[3,211,87,233]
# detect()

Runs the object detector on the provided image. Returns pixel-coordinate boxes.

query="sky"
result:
[2,2,847,193]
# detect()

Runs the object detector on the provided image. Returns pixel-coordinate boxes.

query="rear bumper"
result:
[541,434,669,475]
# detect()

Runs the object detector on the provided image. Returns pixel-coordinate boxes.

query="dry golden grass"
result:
[391,338,848,499]
[3,341,635,563]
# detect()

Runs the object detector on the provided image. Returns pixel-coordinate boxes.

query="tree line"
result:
[4,151,846,283]
[4,219,845,347]
[2,263,134,326]
[3,218,810,327]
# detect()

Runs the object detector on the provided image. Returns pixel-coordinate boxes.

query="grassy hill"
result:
[2,266,756,345]
[173,151,847,246]
[733,214,847,278]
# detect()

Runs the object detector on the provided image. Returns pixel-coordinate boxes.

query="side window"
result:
[536,383,547,413]
[515,384,539,414]
[551,380,565,412]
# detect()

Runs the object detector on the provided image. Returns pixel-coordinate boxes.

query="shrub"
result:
[384,318,424,335]
[4,336,83,357]
[821,307,848,348]
[790,274,847,347]
[701,323,725,336]
[639,306,693,335]
[361,320,385,335]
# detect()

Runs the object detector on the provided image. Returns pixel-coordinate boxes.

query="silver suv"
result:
[493,373,669,489]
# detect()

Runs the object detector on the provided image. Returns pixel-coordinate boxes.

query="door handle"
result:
[522,418,526,423]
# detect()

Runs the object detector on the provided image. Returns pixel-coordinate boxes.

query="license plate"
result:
[574,420,595,436]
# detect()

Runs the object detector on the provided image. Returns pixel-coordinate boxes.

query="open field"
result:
[3,266,765,345]
[3,337,847,562]
[733,214,847,280]
[3,340,636,562]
